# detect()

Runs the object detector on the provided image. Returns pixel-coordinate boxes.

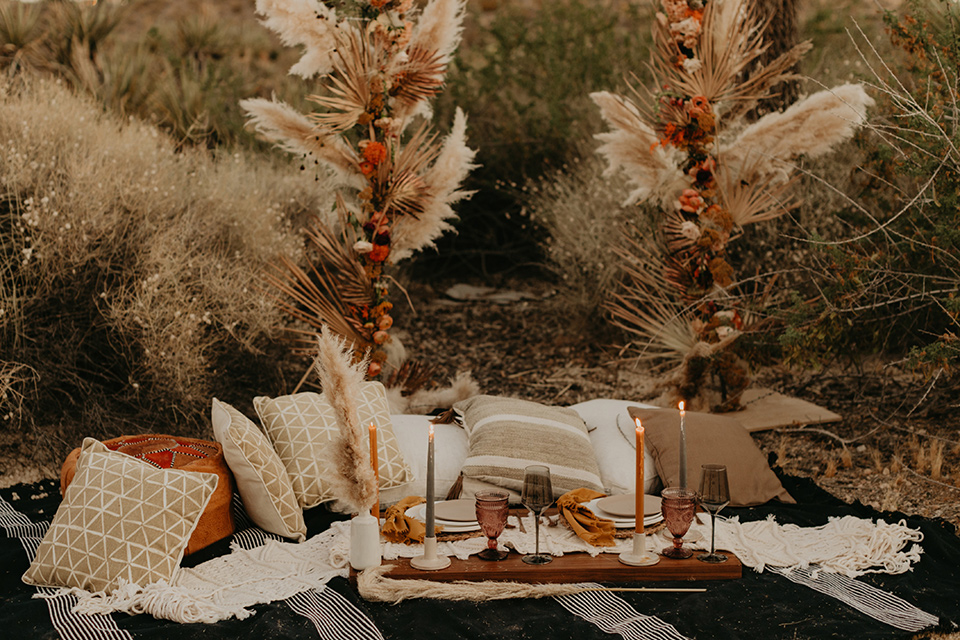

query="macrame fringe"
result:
[356,565,586,604]
[41,581,254,624]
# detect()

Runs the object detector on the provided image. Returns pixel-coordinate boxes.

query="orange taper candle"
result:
[369,422,379,518]
[635,417,645,535]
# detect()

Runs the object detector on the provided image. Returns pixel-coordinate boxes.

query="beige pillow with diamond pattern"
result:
[211,398,306,541]
[23,438,217,594]
[254,382,413,509]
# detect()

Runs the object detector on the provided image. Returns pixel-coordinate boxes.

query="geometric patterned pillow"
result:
[254,382,413,510]
[211,398,307,541]
[22,438,217,594]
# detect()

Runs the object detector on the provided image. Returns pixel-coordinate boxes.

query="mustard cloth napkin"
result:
[381,496,442,544]
[556,488,616,547]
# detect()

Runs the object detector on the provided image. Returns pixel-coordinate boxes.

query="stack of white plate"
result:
[586,494,663,529]
[404,499,481,533]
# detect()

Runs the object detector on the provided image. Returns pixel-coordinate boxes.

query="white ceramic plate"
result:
[596,493,662,518]
[586,498,663,529]
[405,503,481,533]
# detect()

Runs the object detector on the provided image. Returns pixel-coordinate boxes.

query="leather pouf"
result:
[60,434,237,556]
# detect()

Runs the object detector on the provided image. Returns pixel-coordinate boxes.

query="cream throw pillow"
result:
[455,395,604,497]
[254,382,413,509]
[23,438,217,594]
[211,399,306,541]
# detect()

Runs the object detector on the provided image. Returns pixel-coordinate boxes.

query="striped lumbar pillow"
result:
[454,395,603,497]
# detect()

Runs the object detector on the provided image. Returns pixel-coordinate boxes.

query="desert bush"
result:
[525,139,632,326]
[422,0,654,276]
[0,77,331,464]
[778,0,960,377]
[0,0,310,151]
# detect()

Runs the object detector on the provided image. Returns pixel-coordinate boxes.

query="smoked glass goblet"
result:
[475,490,510,561]
[521,465,554,565]
[697,464,730,564]
[660,487,699,559]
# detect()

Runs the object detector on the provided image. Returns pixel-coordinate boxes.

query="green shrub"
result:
[778,0,960,376]
[0,77,331,465]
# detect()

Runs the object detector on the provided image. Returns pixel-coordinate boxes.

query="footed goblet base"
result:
[697,551,728,564]
[477,548,508,561]
[662,546,694,559]
[521,553,553,565]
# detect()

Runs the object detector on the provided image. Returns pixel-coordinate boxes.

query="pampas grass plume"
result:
[314,326,378,514]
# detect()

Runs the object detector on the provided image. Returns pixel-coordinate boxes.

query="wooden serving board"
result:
[353,549,741,584]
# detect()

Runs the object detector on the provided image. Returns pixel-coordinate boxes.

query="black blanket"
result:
[2,471,958,640]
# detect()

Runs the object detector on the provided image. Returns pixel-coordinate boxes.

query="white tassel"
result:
[62,580,254,624]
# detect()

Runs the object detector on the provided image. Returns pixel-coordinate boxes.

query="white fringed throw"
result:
[28,506,934,634]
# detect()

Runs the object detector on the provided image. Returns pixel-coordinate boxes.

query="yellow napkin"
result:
[381,496,441,544]
[556,488,616,547]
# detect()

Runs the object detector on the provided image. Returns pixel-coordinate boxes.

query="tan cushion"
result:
[254,382,413,509]
[25,438,217,594]
[630,407,795,507]
[454,395,603,497]
[211,398,306,541]
[60,434,235,556]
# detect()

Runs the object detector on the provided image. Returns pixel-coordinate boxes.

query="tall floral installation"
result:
[241,0,474,388]
[592,0,874,411]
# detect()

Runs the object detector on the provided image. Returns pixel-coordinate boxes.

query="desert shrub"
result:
[0,0,310,151]
[0,77,331,464]
[778,0,960,377]
[525,138,632,326]
[422,0,654,276]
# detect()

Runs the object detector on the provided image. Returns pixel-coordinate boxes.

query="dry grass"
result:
[0,76,332,464]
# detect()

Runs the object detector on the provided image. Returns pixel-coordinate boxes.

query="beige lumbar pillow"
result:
[254,382,413,510]
[23,438,217,594]
[211,398,306,541]
[455,395,604,497]
[630,407,795,507]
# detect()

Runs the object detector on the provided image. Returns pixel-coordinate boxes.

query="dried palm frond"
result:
[309,25,374,133]
[377,122,440,218]
[714,161,797,228]
[240,98,362,188]
[262,209,373,356]
[391,107,476,261]
[653,0,811,118]
[383,359,439,397]
[314,326,378,515]
[590,91,686,206]
[605,228,699,365]
[390,45,446,107]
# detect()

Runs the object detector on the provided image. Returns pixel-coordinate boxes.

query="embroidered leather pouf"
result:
[60,434,237,556]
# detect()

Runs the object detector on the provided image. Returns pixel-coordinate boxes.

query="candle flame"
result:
[679,400,685,412]
[428,422,435,439]
[634,416,643,431]
[369,422,376,431]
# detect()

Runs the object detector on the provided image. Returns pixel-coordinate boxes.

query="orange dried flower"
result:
[368,244,390,263]
[367,361,383,377]
[359,161,375,176]
[364,141,388,165]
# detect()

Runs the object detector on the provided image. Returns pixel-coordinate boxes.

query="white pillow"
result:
[569,399,659,495]
[379,414,469,506]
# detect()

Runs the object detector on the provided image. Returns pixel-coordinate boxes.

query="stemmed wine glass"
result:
[697,464,730,564]
[660,487,699,559]
[475,490,510,561]
[521,465,553,565]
